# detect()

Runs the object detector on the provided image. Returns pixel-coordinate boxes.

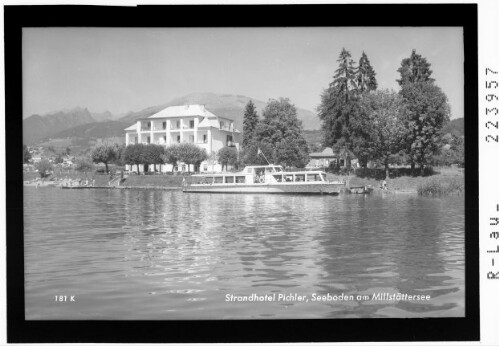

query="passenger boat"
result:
[182,165,345,195]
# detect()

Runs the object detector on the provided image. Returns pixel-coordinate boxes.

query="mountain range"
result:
[22,92,464,153]
[23,93,320,147]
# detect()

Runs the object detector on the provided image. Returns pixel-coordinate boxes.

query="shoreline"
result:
[24,167,463,196]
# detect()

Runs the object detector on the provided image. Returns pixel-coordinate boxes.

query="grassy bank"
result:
[416,176,464,196]
[327,166,464,196]
[120,175,184,188]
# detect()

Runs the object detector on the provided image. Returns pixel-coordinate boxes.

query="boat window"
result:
[320,173,326,181]
[306,174,320,182]
[273,174,283,182]
[275,167,283,172]
[235,176,245,183]
[214,177,223,184]
[284,174,294,182]
[265,167,274,173]
[247,168,253,174]
[225,176,234,184]
[295,174,305,182]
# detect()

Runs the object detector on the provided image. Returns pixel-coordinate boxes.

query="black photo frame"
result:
[6,3,479,343]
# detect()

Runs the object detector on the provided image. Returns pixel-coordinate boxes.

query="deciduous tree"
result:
[399,82,450,175]
[218,147,238,171]
[162,144,181,172]
[91,141,118,174]
[397,49,435,86]
[75,156,94,173]
[176,143,208,173]
[124,144,144,173]
[354,90,408,179]
[253,98,309,168]
[142,144,164,172]
[35,159,53,178]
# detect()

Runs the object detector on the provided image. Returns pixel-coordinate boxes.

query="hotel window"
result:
[174,120,180,130]
[203,165,208,172]
[220,121,224,129]
[147,122,151,129]
[163,136,167,143]
[227,135,233,146]
[176,135,181,143]
[147,136,151,144]
[189,135,194,143]
[203,134,207,143]
[163,121,166,130]
[189,120,195,129]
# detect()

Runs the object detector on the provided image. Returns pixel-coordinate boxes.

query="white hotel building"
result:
[124,104,241,173]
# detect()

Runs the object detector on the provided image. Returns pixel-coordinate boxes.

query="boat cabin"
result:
[190,165,328,185]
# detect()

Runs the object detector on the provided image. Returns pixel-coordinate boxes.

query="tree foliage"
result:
[318,48,361,149]
[124,144,145,172]
[112,143,127,166]
[242,100,259,149]
[247,98,309,168]
[75,156,94,173]
[397,49,435,86]
[434,134,464,167]
[35,159,53,178]
[333,48,357,96]
[142,144,164,172]
[357,52,378,93]
[176,143,208,172]
[399,82,450,174]
[217,147,238,171]
[91,141,118,174]
[162,144,181,172]
[354,90,408,178]
[23,145,32,163]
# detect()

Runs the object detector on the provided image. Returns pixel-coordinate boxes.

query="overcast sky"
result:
[23,27,463,119]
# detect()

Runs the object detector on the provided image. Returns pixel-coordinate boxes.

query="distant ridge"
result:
[23,107,95,144]
[24,93,321,152]
[118,92,320,131]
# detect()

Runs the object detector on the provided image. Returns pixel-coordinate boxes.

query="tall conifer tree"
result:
[318,48,359,149]
[242,100,259,149]
[357,52,378,93]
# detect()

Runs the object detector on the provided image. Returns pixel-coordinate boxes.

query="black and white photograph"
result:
[21,25,466,319]
[5,2,483,344]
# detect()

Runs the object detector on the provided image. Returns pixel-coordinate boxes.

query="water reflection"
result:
[24,188,464,319]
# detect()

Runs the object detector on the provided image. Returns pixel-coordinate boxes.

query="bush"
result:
[35,159,53,178]
[417,176,464,196]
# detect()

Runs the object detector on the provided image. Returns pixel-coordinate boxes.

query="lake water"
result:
[24,187,465,319]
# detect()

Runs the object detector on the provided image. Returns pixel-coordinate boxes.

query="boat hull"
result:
[183,182,343,194]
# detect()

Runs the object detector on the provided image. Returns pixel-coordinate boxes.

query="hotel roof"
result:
[147,104,217,119]
[124,124,138,131]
